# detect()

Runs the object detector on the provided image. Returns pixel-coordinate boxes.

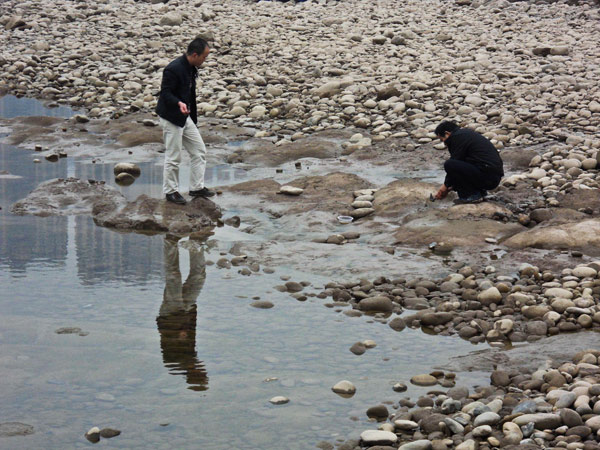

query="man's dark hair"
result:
[187,37,209,56]
[435,120,460,137]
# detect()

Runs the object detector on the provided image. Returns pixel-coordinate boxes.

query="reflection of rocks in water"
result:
[157,236,208,392]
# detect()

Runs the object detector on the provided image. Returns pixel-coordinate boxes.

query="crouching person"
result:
[434,121,504,204]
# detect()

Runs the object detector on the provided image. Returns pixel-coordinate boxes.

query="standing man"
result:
[434,121,504,204]
[156,37,214,205]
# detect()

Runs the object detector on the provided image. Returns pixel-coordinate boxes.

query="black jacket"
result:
[155,55,198,128]
[444,128,504,185]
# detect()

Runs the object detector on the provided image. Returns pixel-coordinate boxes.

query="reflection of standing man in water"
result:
[156,235,208,392]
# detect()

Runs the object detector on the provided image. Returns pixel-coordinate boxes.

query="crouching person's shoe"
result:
[166,192,187,205]
[189,187,215,198]
[453,193,484,205]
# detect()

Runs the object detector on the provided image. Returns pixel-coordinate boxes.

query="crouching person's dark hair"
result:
[435,120,460,137]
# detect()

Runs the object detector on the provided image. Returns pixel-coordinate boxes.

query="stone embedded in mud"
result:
[279,185,303,196]
[326,234,345,245]
[113,163,141,177]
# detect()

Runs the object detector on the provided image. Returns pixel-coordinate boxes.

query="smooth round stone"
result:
[478,286,502,305]
[444,417,464,434]
[393,382,407,392]
[360,429,398,446]
[554,392,576,409]
[472,424,492,437]
[544,287,574,299]
[250,300,274,309]
[279,185,303,196]
[394,419,419,431]
[410,374,437,386]
[473,411,500,427]
[362,340,377,348]
[572,266,597,278]
[350,342,366,355]
[332,380,356,395]
[512,413,562,429]
[398,439,432,450]
[269,396,289,405]
[366,404,389,420]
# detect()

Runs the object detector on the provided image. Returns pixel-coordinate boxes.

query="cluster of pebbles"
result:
[346,349,600,450]
[1,0,599,148]
[304,260,600,344]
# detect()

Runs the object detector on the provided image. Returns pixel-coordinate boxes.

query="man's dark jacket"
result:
[156,55,197,128]
[444,128,504,186]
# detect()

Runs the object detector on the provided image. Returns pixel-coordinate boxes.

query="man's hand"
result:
[178,101,189,115]
[435,184,449,200]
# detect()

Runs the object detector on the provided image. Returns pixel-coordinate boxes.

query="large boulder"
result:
[504,219,600,250]
[372,179,436,216]
[93,195,221,234]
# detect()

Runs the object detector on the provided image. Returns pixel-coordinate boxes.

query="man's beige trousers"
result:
[160,117,207,195]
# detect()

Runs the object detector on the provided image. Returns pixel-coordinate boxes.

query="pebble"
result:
[269,396,289,405]
[332,380,356,396]
[410,374,437,386]
[279,185,303,196]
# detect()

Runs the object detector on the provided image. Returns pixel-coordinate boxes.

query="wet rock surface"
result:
[11,178,126,217]
[93,194,221,234]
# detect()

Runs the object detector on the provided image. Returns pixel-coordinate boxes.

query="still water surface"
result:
[0,96,489,449]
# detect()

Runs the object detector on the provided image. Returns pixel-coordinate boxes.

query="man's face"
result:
[438,131,451,145]
[190,47,210,67]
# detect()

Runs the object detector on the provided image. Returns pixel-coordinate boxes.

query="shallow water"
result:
[0,96,492,449]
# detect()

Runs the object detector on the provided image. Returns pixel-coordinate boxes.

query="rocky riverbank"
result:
[339,348,600,450]
[1,0,599,149]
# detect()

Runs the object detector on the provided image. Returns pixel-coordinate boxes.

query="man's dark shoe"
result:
[453,193,484,205]
[166,192,186,205]
[189,187,215,198]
